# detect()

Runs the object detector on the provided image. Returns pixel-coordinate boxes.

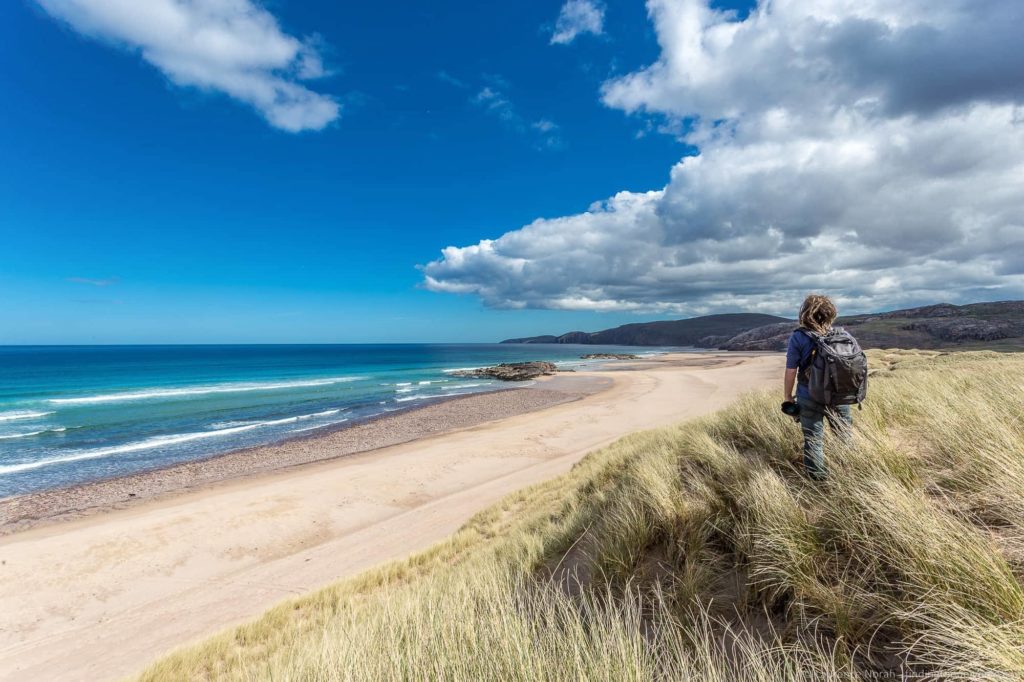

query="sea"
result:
[0,344,676,497]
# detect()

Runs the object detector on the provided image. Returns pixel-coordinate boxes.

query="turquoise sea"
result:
[0,344,676,497]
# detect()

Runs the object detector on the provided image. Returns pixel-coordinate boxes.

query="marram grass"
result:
[141,350,1024,681]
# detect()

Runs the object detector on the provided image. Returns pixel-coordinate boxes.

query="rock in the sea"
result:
[580,353,640,360]
[451,361,559,381]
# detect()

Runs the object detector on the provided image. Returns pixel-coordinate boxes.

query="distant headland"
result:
[502,300,1024,351]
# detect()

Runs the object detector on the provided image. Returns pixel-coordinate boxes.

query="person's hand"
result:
[780,399,800,421]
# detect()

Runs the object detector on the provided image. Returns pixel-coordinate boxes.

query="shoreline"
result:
[0,374,609,535]
[0,352,784,681]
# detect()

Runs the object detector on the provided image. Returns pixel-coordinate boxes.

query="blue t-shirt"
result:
[785,330,815,400]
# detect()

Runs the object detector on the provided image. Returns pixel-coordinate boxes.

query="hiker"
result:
[782,294,868,480]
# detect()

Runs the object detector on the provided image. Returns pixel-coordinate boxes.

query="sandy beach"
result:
[0,352,782,681]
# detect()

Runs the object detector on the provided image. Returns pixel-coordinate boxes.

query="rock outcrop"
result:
[713,322,794,351]
[451,361,559,382]
[900,319,1019,342]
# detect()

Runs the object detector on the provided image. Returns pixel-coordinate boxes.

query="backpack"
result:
[797,327,868,406]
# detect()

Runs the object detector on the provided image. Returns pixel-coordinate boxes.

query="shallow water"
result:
[0,344,677,496]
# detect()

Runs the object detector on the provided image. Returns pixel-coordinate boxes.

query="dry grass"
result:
[140,350,1024,681]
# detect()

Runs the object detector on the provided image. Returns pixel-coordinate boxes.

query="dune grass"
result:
[140,350,1024,681]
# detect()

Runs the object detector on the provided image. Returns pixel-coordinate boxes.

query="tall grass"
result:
[141,350,1024,681]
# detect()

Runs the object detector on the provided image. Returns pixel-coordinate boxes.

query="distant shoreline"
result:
[0,374,609,535]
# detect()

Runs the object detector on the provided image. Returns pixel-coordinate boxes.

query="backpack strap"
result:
[794,327,819,384]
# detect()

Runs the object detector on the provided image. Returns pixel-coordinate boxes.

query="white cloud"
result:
[471,83,563,149]
[474,86,517,125]
[67,276,118,287]
[36,0,340,132]
[424,0,1024,315]
[436,70,468,89]
[551,0,605,45]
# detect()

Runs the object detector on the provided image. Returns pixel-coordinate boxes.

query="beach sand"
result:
[0,352,782,681]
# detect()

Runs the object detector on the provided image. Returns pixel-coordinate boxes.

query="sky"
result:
[1,0,1022,344]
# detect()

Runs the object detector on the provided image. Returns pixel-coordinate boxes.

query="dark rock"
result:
[580,353,640,360]
[716,322,794,351]
[878,303,962,319]
[900,319,1019,342]
[451,361,559,381]
[697,335,731,347]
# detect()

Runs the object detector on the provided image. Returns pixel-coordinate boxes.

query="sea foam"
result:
[0,410,54,422]
[211,409,342,429]
[0,425,256,475]
[0,427,66,440]
[48,378,358,405]
[0,410,342,475]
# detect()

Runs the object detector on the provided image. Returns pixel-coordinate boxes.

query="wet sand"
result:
[0,352,783,682]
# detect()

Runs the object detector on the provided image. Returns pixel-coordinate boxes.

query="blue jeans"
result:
[797,396,852,480]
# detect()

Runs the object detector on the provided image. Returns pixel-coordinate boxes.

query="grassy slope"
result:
[840,302,1024,351]
[142,351,1024,681]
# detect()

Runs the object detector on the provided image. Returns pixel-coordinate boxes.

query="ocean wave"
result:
[442,383,486,389]
[0,410,54,422]
[0,427,66,440]
[0,409,347,475]
[290,418,349,433]
[0,424,266,475]
[395,394,443,403]
[211,409,342,429]
[441,367,478,373]
[48,378,359,405]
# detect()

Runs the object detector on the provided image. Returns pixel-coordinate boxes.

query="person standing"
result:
[783,294,867,480]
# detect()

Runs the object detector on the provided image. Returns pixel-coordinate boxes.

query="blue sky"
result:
[3,1,1021,343]
[1,0,735,344]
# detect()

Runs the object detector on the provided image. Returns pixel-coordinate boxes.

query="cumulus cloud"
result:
[550,0,605,45]
[424,0,1024,315]
[36,0,340,132]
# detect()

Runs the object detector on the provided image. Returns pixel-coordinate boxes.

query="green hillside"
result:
[714,301,1024,351]
[503,313,788,346]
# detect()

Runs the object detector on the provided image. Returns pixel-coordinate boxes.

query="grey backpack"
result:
[798,327,868,406]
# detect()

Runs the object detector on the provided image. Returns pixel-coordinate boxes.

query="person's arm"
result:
[784,368,797,402]
[784,332,800,402]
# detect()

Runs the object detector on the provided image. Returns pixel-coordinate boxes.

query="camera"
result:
[781,400,801,418]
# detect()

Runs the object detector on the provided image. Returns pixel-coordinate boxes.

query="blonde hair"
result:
[799,294,838,334]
